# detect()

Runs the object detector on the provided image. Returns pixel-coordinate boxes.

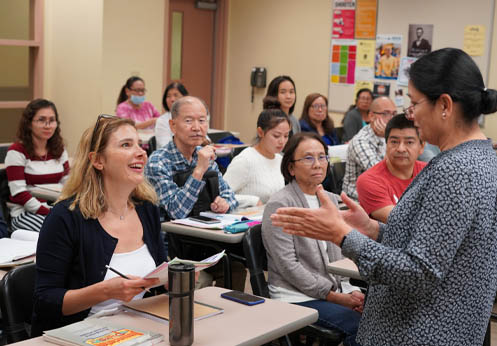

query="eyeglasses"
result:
[129,88,146,94]
[90,114,119,151]
[291,155,329,166]
[403,98,428,120]
[33,118,58,127]
[311,104,327,111]
[372,110,397,118]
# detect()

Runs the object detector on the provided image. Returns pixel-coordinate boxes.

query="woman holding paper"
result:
[32,115,166,336]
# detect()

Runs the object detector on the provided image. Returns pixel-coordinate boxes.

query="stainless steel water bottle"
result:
[168,263,195,346]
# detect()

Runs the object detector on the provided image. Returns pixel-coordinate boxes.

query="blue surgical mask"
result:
[130,94,145,105]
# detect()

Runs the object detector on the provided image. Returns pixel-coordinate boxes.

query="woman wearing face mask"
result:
[266,75,300,135]
[116,76,160,129]
[223,97,290,207]
[155,82,189,148]
[299,93,340,146]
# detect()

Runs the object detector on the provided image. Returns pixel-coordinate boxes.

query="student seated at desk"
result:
[145,96,246,291]
[32,116,165,336]
[223,97,290,207]
[266,75,300,136]
[5,99,69,232]
[145,96,238,219]
[155,82,189,148]
[262,133,363,346]
[299,93,340,146]
[356,115,426,223]
[116,76,160,130]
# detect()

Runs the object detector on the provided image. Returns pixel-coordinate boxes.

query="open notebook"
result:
[124,294,223,322]
[0,230,38,267]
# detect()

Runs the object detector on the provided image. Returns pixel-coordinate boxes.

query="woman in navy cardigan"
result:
[32,116,166,336]
[299,93,340,146]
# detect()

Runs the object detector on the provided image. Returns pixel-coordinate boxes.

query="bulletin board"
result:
[328,0,496,113]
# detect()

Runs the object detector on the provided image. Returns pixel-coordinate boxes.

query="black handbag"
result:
[172,168,220,217]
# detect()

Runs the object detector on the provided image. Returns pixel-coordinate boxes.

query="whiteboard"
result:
[328,0,495,113]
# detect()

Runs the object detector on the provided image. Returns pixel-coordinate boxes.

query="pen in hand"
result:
[105,265,151,294]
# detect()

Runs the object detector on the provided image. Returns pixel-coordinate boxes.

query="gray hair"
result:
[171,96,209,119]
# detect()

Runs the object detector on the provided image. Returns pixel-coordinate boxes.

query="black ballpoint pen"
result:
[105,265,151,293]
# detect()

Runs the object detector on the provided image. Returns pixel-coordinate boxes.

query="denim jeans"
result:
[294,299,362,346]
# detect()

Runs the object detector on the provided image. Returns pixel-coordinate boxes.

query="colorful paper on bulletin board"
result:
[355,0,377,39]
[332,0,356,39]
[354,81,374,102]
[375,34,402,80]
[463,25,486,56]
[357,40,376,67]
[397,57,417,87]
[331,40,356,84]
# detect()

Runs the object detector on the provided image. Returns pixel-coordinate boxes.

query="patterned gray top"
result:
[342,139,497,346]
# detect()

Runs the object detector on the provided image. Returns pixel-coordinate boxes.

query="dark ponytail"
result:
[408,48,497,123]
[481,88,497,115]
[117,76,144,105]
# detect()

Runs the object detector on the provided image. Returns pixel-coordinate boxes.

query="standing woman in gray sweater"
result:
[272,48,497,346]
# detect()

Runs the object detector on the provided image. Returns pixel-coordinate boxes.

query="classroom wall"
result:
[39,0,497,152]
[483,2,497,141]
[224,0,332,143]
[42,0,165,155]
[101,0,165,116]
[43,0,104,155]
[224,0,497,143]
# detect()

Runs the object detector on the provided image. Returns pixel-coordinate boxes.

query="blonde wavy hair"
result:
[58,116,158,219]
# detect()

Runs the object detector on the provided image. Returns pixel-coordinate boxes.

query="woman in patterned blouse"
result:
[271,48,497,346]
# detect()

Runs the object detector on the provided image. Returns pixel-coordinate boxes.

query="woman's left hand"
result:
[271,185,351,245]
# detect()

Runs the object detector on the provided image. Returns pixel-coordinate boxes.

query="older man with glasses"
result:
[342,96,396,201]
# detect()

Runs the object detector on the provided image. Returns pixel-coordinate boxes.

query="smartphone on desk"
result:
[220,290,265,306]
[188,215,219,224]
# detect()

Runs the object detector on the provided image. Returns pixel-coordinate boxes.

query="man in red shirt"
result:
[356,114,427,223]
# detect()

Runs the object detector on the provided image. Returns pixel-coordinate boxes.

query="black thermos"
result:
[168,263,195,346]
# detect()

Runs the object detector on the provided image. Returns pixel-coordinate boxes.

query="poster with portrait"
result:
[408,24,433,57]
[375,34,402,80]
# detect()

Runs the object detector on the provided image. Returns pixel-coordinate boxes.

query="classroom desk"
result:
[28,185,61,202]
[327,258,362,280]
[161,222,245,244]
[162,222,246,289]
[10,286,318,346]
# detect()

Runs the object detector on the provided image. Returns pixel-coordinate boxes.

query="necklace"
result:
[108,204,129,221]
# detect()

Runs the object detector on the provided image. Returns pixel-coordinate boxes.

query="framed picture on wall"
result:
[408,24,433,57]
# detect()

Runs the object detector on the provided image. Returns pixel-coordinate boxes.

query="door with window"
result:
[167,0,215,109]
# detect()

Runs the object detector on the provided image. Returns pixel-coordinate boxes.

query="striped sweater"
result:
[5,142,69,218]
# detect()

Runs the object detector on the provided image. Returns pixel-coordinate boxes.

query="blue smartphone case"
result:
[220,291,265,306]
